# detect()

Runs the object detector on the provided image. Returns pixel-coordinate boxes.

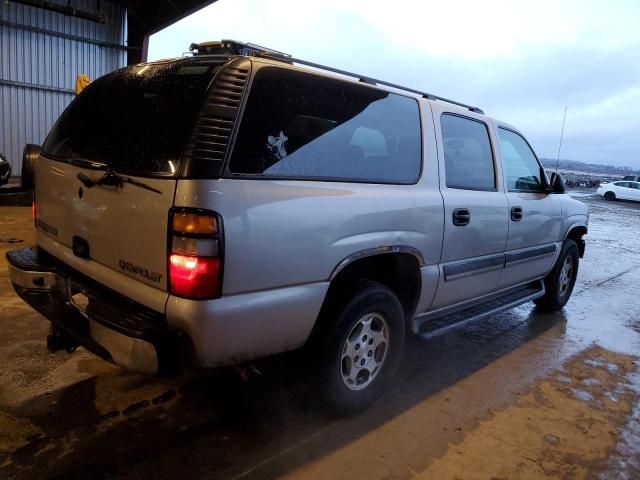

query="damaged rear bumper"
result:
[6,247,182,375]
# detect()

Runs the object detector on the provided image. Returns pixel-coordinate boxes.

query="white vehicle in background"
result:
[597,181,640,201]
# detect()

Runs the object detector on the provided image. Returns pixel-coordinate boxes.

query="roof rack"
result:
[189,39,291,58]
[190,40,484,114]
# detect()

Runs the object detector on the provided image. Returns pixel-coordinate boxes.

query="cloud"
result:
[149,0,640,167]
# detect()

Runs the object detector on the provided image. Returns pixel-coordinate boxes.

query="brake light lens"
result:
[32,199,37,228]
[169,254,219,298]
[168,209,222,300]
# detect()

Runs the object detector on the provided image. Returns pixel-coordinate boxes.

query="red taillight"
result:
[168,209,222,300]
[32,200,37,228]
[169,254,219,299]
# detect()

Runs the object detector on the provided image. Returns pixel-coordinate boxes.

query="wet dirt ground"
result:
[0,193,639,480]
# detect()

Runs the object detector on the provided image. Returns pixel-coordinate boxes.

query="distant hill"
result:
[540,158,640,175]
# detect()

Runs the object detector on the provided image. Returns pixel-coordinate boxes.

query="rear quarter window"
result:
[228,67,422,184]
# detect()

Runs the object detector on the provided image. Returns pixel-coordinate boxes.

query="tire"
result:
[21,144,40,191]
[315,281,405,415]
[534,239,579,311]
[604,191,616,201]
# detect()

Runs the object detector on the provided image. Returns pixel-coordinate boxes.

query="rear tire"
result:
[315,281,405,415]
[604,191,616,201]
[21,144,40,191]
[534,239,579,311]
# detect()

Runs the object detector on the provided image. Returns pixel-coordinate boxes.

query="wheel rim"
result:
[340,313,390,391]
[558,255,574,297]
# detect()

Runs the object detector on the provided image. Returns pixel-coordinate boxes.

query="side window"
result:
[498,128,545,192]
[440,114,496,191]
[228,67,422,184]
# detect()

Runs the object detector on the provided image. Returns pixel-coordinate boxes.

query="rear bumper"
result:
[6,247,181,375]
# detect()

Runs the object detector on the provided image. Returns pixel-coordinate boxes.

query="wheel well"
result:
[320,253,422,324]
[566,226,587,258]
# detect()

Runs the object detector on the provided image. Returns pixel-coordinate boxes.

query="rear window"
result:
[228,67,422,184]
[42,61,220,176]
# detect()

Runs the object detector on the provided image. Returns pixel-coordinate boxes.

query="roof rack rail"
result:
[189,40,484,114]
[259,54,484,114]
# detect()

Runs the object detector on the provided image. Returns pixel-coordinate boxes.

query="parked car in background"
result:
[564,177,600,189]
[597,181,640,201]
[0,153,11,186]
[622,175,640,182]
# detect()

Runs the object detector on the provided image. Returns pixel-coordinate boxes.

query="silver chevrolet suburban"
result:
[7,40,588,413]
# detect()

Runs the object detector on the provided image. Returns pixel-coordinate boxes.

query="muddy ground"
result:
[0,193,639,480]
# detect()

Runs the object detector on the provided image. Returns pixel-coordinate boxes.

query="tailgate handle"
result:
[72,236,91,259]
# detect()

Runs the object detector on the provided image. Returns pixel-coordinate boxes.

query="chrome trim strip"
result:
[329,245,426,281]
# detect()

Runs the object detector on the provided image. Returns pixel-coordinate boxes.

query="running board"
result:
[413,280,545,340]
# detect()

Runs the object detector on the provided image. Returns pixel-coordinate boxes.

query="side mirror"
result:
[547,172,566,194]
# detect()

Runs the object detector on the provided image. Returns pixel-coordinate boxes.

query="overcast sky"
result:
[149,0,640,168]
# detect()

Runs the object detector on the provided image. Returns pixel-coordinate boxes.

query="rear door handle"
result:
[511,206,523,221]
[452,208,470,226]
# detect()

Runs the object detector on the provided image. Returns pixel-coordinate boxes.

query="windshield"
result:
[42,60,221,176]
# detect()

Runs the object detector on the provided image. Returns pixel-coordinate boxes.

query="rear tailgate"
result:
[35,157,175,291]
[34,59,224,307]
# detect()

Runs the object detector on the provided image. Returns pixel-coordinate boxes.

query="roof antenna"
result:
[555,106,568,173]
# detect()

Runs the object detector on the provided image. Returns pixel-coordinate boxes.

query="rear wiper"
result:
[77,170,162,194]
[69,158,109,170]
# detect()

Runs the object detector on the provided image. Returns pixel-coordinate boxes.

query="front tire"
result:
[604,191,616,201]
[534,240,579,311]
[316,282,405,415]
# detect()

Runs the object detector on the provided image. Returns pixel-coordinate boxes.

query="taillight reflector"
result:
[169,254,219,299]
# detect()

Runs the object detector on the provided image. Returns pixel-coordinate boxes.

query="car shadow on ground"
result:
[0,307,565,480]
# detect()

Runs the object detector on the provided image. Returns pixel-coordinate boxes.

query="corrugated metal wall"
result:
[0,0,127,175]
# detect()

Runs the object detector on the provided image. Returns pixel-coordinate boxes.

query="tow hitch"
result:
[46,324,79,354]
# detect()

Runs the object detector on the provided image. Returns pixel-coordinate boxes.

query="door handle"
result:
[452,208,470,226]
[511,206,523,221]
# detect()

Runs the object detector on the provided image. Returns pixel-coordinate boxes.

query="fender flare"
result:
[563,223,588,257]
[328,245,425,281]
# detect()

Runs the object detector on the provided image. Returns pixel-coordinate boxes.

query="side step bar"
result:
[413,280,545,340]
